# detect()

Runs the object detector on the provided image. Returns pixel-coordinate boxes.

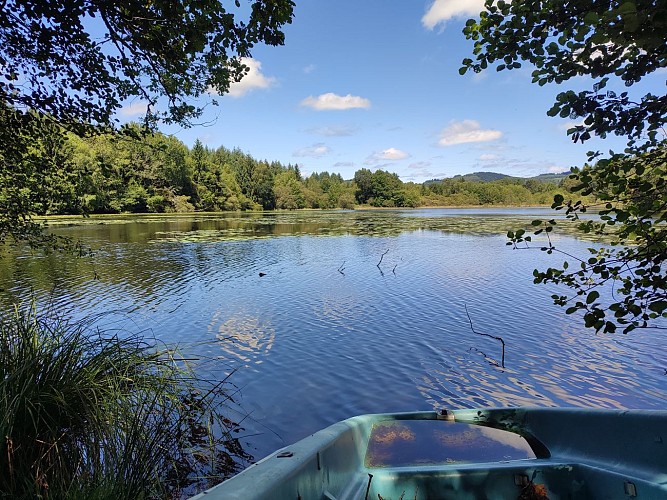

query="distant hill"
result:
[426,171,570,184]
[452,171,513,182]
[529,172,571,184]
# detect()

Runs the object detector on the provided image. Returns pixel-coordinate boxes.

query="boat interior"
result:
[193,407,667,499]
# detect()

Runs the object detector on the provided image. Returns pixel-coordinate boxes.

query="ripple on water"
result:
[2,211,666,463]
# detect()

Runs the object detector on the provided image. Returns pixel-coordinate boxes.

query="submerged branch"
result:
[377,249,389,268]
[464,304,506,368]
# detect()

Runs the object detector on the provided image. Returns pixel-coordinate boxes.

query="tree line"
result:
[23,124,568,217]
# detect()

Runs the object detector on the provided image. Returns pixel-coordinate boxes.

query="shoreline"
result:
[36,204,555,223]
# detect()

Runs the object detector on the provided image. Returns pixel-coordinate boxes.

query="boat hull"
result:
[192,407,667,499]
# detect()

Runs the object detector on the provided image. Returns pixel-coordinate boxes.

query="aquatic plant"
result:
[0,306,250,499]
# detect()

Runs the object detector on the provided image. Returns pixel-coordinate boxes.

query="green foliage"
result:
[0,106,82,251]
[0,0,294,131]
[530,146,667,333]
[354,168,422,207]
[462,0,666,151]
[0,306,250,498]
[422,176,565,206]
[1,120,577,218]
[274,169,306,209]
[0,0,294,247]
[465,0,667,333]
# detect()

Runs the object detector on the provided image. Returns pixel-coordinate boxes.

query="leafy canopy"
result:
[0,0,294,247]
[462,0,667,333]
[0,0,294,131]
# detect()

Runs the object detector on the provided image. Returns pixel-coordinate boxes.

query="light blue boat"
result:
[192,407,667,499]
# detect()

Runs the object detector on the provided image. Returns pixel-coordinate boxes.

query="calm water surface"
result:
[1,208,665,465]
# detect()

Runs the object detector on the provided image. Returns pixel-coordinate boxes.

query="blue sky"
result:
[120,0,664,183]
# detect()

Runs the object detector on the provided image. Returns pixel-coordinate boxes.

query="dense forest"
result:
[29,125,571,216]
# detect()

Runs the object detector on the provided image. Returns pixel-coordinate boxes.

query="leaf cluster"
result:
[0,0,294,131]
[508,144,667,333]
[464,1,667,333]
[461,0,667,150]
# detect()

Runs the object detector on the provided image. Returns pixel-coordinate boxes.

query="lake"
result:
[1,208,665,470]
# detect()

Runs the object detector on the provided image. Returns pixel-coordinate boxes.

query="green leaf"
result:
[586,291,600,304]
[617,2,637,15]
[648,301,667,313]
[583,11,599,24]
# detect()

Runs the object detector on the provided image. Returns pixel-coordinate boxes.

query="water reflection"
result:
[1,209,665,463]
[210,311,276,366]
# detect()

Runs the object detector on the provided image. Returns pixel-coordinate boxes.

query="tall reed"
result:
[0,306,250,499]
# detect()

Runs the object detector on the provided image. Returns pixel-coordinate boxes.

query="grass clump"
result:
[0,306,250,499]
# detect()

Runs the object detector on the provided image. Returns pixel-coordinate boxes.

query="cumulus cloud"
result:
[548,165,570,173]
[422,0,485,30]
[438,120,502,146]
[300,93,371,111]
[120,101,148,116]
[293,143,331,158]
[380,148,409,160]
[365,148,410,165]
[227,58,276,98]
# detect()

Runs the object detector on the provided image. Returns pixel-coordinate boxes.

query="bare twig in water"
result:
[338,261,346,275]
[377,249,389,268]
[464,304,506,368]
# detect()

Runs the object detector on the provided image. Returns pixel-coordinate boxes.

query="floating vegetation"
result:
[40,209,610,245]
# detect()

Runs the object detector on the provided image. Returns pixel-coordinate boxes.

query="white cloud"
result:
[227,58,276,98]
[422,0,485,30]
[478,153,499,161]
[548,165,570,173]
[365,148,410,165]
[334,161,355,168]
[300,93,371,111]
[120,101,148,116]
[438,120,502,146]
[303,64,316,74]
[293,143,331,158]
[380,148,409,160]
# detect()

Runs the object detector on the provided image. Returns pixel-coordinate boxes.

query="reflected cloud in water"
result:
[210,310,276,367]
